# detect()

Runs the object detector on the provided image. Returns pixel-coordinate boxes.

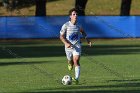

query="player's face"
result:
[70,11,78,22]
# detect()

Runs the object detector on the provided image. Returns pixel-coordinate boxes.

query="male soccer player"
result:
[60,8,92,84]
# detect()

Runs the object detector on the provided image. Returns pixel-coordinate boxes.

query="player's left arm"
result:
[80,27,92,47]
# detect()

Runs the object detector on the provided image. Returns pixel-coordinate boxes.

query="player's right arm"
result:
[60,24,72,48]
[60,34,72,48]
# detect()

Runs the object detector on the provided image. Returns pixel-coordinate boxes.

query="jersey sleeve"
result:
[60,24,67,35]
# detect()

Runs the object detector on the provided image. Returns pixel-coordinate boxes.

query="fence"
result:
[0,16,139,39]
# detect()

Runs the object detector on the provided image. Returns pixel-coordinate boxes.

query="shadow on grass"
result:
[107,79,140,82]
[25,90,140,93]
[25,79,140,93]
[0,61,53,66]
[0,44,140,58]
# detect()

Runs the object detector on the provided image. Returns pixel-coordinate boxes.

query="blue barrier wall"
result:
[0,16,139,39]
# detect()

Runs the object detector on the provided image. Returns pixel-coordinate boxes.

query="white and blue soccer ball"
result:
[62,75,72,85]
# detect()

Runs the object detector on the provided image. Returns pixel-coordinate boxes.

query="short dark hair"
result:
[69,8,78,15]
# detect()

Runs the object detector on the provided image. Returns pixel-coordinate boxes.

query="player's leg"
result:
[68,60,74,71]
[65,49,74,70]
[73,55,80,80]
[72,47,81,84]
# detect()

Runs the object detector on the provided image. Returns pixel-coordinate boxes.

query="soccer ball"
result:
[62,75,72,85]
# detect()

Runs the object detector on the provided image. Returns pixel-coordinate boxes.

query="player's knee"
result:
[74,62,80,66]
[73,60,80,66]
[73,55,80,66]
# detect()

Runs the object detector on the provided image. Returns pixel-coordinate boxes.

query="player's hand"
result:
[85,38,92,47]
[88,41,92,47]
[65,43,72,48]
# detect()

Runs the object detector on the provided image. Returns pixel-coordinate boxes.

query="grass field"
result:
[0,0,140,16]
[0,39,140,93]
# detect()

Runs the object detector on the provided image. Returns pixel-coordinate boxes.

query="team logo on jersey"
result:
[69,33,78,41]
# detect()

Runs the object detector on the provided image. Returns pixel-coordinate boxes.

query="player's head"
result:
[69,8,78,22]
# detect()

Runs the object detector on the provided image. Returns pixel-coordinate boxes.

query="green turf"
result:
[0,39,140,93]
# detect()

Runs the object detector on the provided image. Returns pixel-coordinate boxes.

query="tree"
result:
[75,0,88,16]
[120,0,132,16]
[35,0,47,16]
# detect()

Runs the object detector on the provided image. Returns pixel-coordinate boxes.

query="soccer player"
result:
[60,8,92,84]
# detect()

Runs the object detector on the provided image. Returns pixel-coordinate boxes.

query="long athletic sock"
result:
[75,66,80,80]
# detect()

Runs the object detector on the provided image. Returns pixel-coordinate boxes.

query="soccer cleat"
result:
[72,77,79,84]
[68,64,73,71]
